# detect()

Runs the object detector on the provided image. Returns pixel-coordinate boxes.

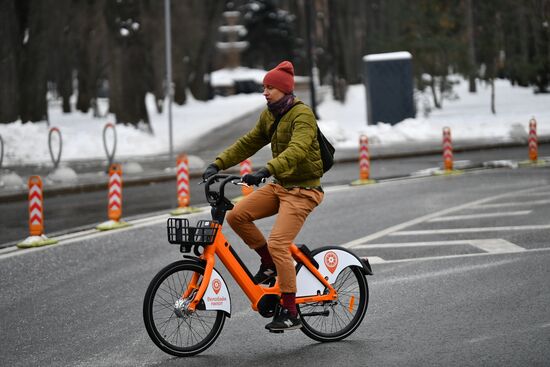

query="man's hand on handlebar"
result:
[202,163,220,181]
[242,167,271,186]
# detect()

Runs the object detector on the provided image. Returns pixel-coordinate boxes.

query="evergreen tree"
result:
[241,0,296,69]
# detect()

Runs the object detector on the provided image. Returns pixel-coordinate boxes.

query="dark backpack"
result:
[317,127,335,173]
[269,102,335,173]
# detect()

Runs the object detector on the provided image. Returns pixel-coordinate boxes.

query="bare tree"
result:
[0,0,20,123]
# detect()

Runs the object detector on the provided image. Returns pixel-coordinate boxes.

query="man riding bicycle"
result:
[203,60,324,331]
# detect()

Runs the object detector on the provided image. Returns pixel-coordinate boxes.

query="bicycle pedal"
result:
[269,329,284,334]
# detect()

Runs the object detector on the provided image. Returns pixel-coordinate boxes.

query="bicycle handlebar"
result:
[202,173,268,207]
[203,174,242,206]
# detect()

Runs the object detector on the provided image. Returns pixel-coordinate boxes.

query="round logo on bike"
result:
[324,251,339,274]
[212,279,222,294]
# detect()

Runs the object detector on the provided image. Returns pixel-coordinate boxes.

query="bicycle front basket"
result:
[167,218,219,252]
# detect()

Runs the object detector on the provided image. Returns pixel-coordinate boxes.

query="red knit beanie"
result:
[263,61,295,94]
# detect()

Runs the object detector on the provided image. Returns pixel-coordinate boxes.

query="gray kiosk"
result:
[363,52,415,125]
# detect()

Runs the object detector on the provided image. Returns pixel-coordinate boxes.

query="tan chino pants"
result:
[226,183,323,293]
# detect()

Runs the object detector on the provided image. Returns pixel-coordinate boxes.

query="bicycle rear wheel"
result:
[298,255,368,342]
[143,260,226,357]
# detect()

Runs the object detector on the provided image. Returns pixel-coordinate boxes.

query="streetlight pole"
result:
[304,0,318,119]
[164,0,174,161]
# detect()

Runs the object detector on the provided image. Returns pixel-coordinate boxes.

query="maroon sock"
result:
[281,293,297,317]
[255,244,274,267]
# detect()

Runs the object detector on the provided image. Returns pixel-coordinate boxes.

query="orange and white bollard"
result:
[359,135,370,180]
[177,154,190,208]
[351,135,376,185]
[442,127,453,171]
[528,118,538,163]
[240,159,254,196]
[96,163,130,230]
[171,154,201,215]
[17,175,58,248]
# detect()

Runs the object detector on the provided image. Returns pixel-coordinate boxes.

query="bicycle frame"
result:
[184,226,337,313]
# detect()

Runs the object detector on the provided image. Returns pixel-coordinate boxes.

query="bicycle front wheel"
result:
[298,261,368,342]
[143,260,226,357]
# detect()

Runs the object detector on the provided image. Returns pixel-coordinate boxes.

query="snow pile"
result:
[0,171,25,188]
[47,166,78,183]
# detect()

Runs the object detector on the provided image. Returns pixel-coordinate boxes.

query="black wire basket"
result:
[167,218,220,253]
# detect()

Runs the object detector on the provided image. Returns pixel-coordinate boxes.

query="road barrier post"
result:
[351,135,376,185]
[436,127,464,176]
[240,159,254,196]
[443,127,453,171]
[171,154,201,215]
[17,175,58,248]
[231,159,254,203]
[96,164,130,230]
[528,118,538,163]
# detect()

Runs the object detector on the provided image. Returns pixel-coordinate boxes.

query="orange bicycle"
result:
[143,174,373,357]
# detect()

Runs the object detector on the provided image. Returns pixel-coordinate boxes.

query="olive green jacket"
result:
[214,99,323,188]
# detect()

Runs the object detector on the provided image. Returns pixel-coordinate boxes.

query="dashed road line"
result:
[354,238,525,252]
[514,192,550,197]
[363,247,550,265]
[391,224,550,236]
[427,210,531,222]
[353,239,473,249]
[471,199,550,209]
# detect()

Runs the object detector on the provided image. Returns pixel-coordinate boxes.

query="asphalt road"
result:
[1,144,548,247]
[1,164,548,366]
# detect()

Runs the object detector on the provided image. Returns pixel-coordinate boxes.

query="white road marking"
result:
[427,211,531,222]
[342,185,550,248]
[514,192,550,197]
[354,240,473,249]
[368,257,520,282]
[357,238,525,254]
[471,199,550,209]
[469,239,525,253]
[365,256,385,264]
[363,247,550,265]
[324,184,352,193]
[391,224,550,236]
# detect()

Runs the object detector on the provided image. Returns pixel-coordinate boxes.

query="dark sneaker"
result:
[265,307,302,331]
[253,264,277,285]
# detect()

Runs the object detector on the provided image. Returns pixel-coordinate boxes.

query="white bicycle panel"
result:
[296,249,362,297]
[202,268,231,314]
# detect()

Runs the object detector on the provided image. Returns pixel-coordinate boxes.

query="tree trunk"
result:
[465,0,477,92]
[105,0,149,127]
[0,0,20,123]
[430,78,441,109]
[490,78,496,114]
[188,1,225,100]
[19,0,49,123]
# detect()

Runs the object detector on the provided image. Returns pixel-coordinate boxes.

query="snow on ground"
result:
[0,93,265,166]
[317,78,550,147]
[0,76,548,167]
